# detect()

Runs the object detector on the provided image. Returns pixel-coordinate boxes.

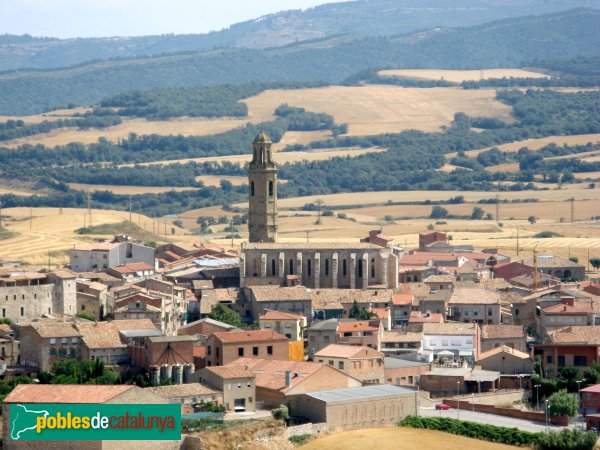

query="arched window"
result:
[325,259,329,276]
[342,259,347,277]
[289,259,294,275]
[268,180,274,197]
[358,259,363,278]
[250,181,255,196]
[271,259,276,276]
[307,260,312,277]
[371,258,375,278]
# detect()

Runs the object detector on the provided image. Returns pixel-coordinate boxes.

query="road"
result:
[419,407,571,433]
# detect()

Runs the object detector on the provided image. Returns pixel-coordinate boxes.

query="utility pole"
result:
[86,191,92,227]
[516,228,520,257]
[495,195,500,222]
[315,199,324,225]
[230,219,234,249]
[29,207,33,230]
[0,200,2,229]
[570,197,575,223]
[305,231,310,243]
[129,195,132,223]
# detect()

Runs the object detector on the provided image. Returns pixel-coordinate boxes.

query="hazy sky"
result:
[0,0,341,38]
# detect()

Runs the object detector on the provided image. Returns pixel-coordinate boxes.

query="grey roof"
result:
[308,319,339,331]
[384,357,430,369]
[423,367,471,377]
[178,317,238,331]
[119,329,164,338]
[148,335,196,343]
[306,384,414,404]
[468,370,501,382]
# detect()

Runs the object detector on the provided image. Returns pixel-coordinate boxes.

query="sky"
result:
[0,0,340,39]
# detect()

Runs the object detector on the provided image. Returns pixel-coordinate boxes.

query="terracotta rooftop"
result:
[50,269,77,279]
[449,288,502,305]
[112,319,159,331]
[369,307,390,319]
[110,262,154,273]
[249,285,310,302]
[310,289,393,308]
[4,384,134,403]
[337,321,379,333]
[409,311,444,323]
[399,253,460,265]
[481,325,525,340]
[212,329,288,344]
[260,310,304,321]
[228,358,330,393]
[25,322,80,338]
[382,331,422,343]
[477,346,531,361]
[422,322,477,336]
[204,365,255,379]
[214,288,240,302]
[542,301,591,315]
[193,346,206,358]
[78,280,109,292]
[392,293,413,306]
[524,255,585,268]
[581,384,600,394]
[547,326,600,345]
[77,322,125,349]
[145,384,219,397]
[424,275,456,283]
[314,344,382,359]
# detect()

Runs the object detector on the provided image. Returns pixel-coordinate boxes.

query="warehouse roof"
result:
[306,384,413,404]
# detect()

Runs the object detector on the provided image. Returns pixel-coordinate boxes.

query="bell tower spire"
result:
[248,131,278,243]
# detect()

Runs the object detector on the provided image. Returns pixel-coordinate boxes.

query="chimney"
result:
[285,371,291,387]
[562,297,575,307]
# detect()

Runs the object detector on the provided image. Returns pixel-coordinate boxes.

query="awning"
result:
[437,350,454,356]
[459,350,473,356]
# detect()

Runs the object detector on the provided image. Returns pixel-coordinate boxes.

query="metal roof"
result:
[119,329,164,338]
[384,357,430,369]
[306,384,414,404]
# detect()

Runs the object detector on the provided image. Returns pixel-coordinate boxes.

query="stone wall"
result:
[283,423,328,439]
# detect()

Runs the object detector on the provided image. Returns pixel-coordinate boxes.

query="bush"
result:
[547,390,578,417]
[289,434,314,446]
[536,428,597,450]
[398,416,539,447]
[271,404,289,421]
[533,231,563,238]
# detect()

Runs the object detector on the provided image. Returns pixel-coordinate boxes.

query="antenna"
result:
[495,195,500,222]
[314,199,324,225]
[570,197,575,223]
[87,190,92,227]
[129,195,132,223]
[29,207,33,230]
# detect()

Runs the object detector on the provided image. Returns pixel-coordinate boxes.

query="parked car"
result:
[435,403,451,410]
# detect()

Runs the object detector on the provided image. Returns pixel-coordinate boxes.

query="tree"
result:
[547,390,578,417]
[584,361,600,385]
[536,428,597,450]
[208,304,242,327]
[349,301,375,320]
[528,216,537,224]
[430,206,449,219]
[569,256,579,263]
[561,171,575,183]
[271,404,289,421]
[471,207,485,220]
[590,258,600,270]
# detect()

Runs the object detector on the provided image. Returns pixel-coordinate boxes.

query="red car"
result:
[435,403,451,410]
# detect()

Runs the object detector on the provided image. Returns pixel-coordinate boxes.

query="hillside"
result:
[1,0,599,71]
[2,8,600,115]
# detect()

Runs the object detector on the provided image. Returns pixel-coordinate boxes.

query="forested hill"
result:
[2,8,600,115]
[1,0,599,71]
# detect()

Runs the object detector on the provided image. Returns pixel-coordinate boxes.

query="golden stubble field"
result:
[243,85,514,136]
[68,183,200,195]
[378,68,549,83]
[300,427,523,450]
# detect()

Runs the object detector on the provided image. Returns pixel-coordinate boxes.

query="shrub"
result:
[536,428,597,450]
[289,434,314,446]
[533,231,563,238]
[547,390,578,417]
[271,404,289,421]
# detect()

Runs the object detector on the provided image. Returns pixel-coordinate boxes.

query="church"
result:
[240,131,398,289]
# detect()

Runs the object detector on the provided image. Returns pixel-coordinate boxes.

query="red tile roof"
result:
[369,307,390,319]
[259,310,303,321]
[337,321,378,332]
[582,384,600,394]
[4,385,134,403]
[205,365,254,379]
[409,311,444,323]
[193,346,206,358]
[212,329,288,344]
[314,344,382,359]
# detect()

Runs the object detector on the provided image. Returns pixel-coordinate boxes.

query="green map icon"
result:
[10,404,49,440]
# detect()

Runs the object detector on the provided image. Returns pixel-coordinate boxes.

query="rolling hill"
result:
[2,8,600,115]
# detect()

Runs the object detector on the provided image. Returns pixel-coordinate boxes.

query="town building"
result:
[0,324,19,367]
[446,287,502,325]
[177,317,239,339]
[144,384,222,414]
[476,346,533,374]
[245,285,312,320]
[77,321,128,365]
[523,255,586,281]
[197,365,256,413]
[419,367,501,395]
[307,319,384,358]
[75,280,108,320]
[205,329,289,366]
[259,310,307,341]
[381,331,422,356]
[314,344,384,384]
[70,237,155,273]
[129,335,195,368]
[418,322,480,363]
[384,357,430,386]
[480,325,527,353]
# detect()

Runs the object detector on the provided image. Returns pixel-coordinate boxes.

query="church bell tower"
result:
[248,131,278,243]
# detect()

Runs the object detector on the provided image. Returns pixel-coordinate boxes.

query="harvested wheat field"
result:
[0,107,93,125]
[69,183,199,195]
[300,427,521,450]
[122,147,385,168]
[575,171,600,179]
[0,186,34,196]
[2,116,256,148]
[272,130,333,151]
[270,187,600,209]
[194,176,247,187]
[378,68,548,83]
[243,85,514,136]
[446,134,600,159]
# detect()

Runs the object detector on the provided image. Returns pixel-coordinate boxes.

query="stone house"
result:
[17,321,81,371]
[523,255,586,281]
[105,262,155,282]
[205,329,289,367]
[197,365,256,412]
[476,346,533,374]
[226,357,362,411]
[70,239,155,273]
[384,357,430,386]
[306,318,384,358]
[480,325,527,353]
[177,317,239,339]
[113,300,162,327]
[447,287,502,325]
[0,324,19,366]
[144,384,222,414]
[381,331,422,357]
[259,310,307,341]
[314,344,384,384]
[534,326,600,376]
[130,335,195,368]
[77,321,128,365]
[245,285,312,321]
[76,280,108,320]
[537,298,592,338]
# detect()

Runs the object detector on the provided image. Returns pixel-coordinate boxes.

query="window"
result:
[267,346,273,355]
[338,361,344,370]
[307,259,312,277]
[227,383,231,391]
[342,259,347,277]
[289,259,294,275]
[473,307,479,316]
[408,376,413,384]
[546,355,553,364]
[463,307,469,316]
[574,356,588,366]
[81,305,86,311]
[50,338,56,345]
[344,332,352,337]
[1,308,4,318]
[268,180,274,197]
[325,259,329,276]
[371,258,375,278]
[558,355,565,367]
[488,308,493,316]
[250,181,255,196]
[442,340,449,346]
[71,337,78,344]
[20,307,24,316]
[49,348,57,356]
[271,259,276,276]
[324,335,330,341]
[238,348,244,357]
[237,383,242,389]
[247,381,252,387]
[515,309,520,316]
[328,360,334,366]
[358,259,363,278]
[253,347,259,356]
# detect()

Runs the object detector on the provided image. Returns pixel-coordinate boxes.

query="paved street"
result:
[419,407,570,433]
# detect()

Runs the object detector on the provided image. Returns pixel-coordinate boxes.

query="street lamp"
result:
[576,380,583,430]
[545,400,550,431]
[535,384,541,412]
[457,381,461,420]
[472,392,475,412]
